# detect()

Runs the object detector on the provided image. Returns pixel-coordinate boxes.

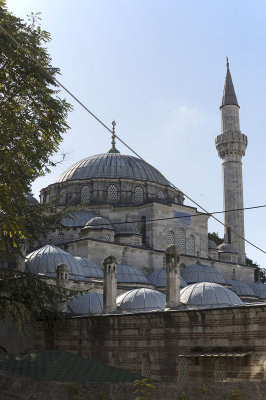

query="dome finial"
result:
[226,57,229,68]
[108,120,120,153]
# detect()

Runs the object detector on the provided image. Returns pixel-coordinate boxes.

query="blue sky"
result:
[7,0,266,268]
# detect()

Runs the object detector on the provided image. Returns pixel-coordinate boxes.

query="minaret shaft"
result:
[216,63,247,264]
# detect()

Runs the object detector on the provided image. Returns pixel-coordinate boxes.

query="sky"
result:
[6,0,266,268]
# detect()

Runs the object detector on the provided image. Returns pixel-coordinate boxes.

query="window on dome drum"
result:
[58,190,66,205]
[188,234,195,255]
[168,231,175,246]
[105,233,112,242]
[177,228,186,253]
[58,232,64,243]
[134,186,144,203]
[157,190,165,199]
[133,237,139,246]
[81,185,90,204]
[214,358,226,382]
[46,194,50,203]
[107,184,118,203]
[178,358,190,383]
[141,216,146,244]
[142,354,151,378]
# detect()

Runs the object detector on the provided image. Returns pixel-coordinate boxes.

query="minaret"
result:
[215,59,248,264]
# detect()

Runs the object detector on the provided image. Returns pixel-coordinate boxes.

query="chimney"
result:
[165,245,181,309]
[56,263,70,312]
[103,256,117,314]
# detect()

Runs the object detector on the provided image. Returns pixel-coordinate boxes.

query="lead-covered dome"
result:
[181,261,225,285]
[250,283,266,299]
[57,152,170,186]
[67,293,103,315]
[75,256,103,279]
[180,282,243,308]
[84,216,114,230]
[148,268,187,288]
[117,288,166,312]
[226,279,256,297]
[25,245,84,277]
[117,264,149,284]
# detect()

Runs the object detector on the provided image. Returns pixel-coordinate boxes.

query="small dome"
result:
[114,222,140,235]
[62,209,96,227]
[180,282,243,308]
[117,288,165,312]
[208,240,218,250]
[25,193,39,205]
[226,279,256,297]
[148,268,187,288]
[57,152,170,187]
[181,262,225,285]
[85,216,114,230]
[250,283,266,299]
[25,245,84,277]
[75,256,103,278]
[217,243,238,254]
[67,293,103,315]
[117,264,149,284]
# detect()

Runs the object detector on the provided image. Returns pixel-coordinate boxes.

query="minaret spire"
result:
[108,120,120,153]
[215,61,248,264]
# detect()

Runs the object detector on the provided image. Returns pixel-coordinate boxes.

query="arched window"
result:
[58,232,64,243]
[134,186,144,203]
[168,231,175,246]
[188,234,195,255]
[141,216,146,244]
[46,194,50,203]
[81,185,90,204]
[157,190,165,200]
[107,185,118,203]
[105,233,112,242]
[177,228,186,253]
[142,354,151,378]
[58,189,66,206]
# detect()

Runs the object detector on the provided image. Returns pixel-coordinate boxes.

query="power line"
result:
[1,23,265,255]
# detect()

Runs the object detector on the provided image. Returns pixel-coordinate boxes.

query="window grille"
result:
[178,228,186,253]
[215,358,226,382]
[107,185,118,203]
[188,235,195,255]
[134,186,144,203]
[168,231,175,246]
[157,190,165,199]
[81,185,90,204]
[58,232,64,243]
[142,355,151,378]
[133,237,139,246]
[58,190,66,206]
[105,233,112,242]
[178,358,190,383]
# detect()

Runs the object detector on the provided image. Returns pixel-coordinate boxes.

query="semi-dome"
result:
[57,152,170,186]
[116,288,166,312]
[250,283,266,299]
[181,261,226,285]
[62,209,96,227]
[218,243,238,253]
[25,193,39,205]
[75,256,103,278]
[117,264,149,284]
[67,293,103,315]
[148,268,187,288]
[180,282,243,308]
[25,245,84,277]
[84,216,114,230]
[226,279,256,297]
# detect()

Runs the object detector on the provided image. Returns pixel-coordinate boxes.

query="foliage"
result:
[208,232,224,246]
[133,379,157,400]
[224,389,245,400]
[0,1,72,262]
[0,268,76,333]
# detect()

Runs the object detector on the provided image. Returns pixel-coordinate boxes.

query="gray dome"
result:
[25,193,39,205]
[56,152,170,186]
[116,288,165,312]
[67,293,103,315]
[75,256,103,279]
[181,262,226,285]
[114,222,140,235]
[226,279,256,297]
[218,243,238,254]
[25,245,84,276]
[85,216,114,230]
[148,268,187,288]
[117,264,149,284]
[180,282,243,308]
[208,239,218,250]
[250,283,266,299]
[62,209,96,227]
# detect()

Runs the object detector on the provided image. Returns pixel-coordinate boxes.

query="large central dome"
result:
[57,152,170,186]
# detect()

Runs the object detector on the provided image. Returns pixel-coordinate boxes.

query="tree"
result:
[0,1,72,262]
[208,232,224,246]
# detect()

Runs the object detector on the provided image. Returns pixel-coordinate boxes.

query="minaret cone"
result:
[221,59,239,108]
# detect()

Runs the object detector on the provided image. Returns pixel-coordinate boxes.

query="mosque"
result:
[15,63,266,383]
